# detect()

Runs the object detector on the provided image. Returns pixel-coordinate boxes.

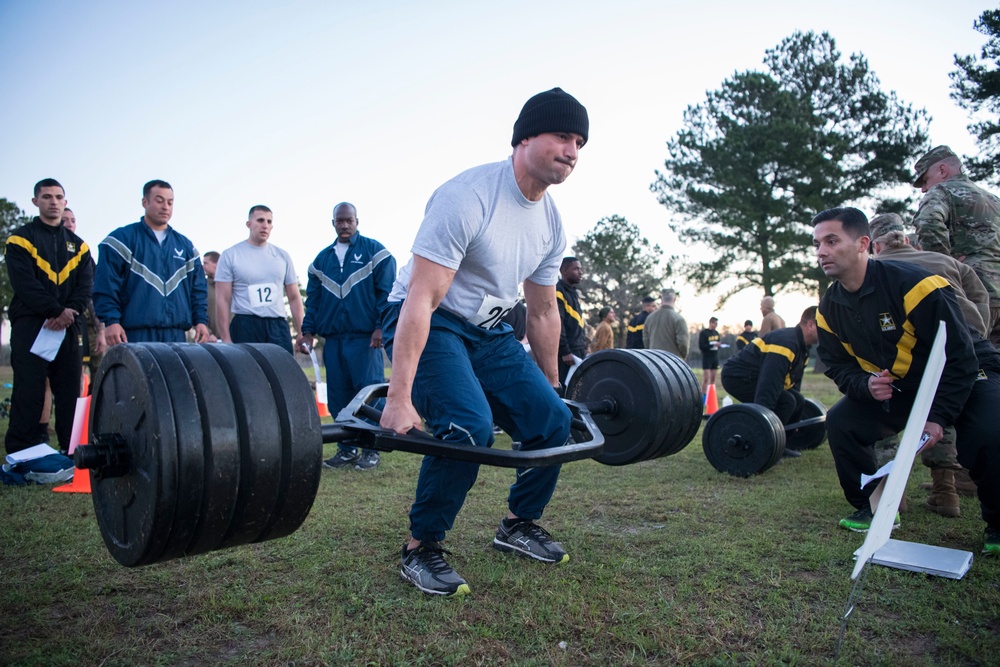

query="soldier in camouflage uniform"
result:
[871,213,985,516]
[913,145,1000,348]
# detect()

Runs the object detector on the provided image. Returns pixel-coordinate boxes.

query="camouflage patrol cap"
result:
[913,145,958,186]
[868,213,905,240]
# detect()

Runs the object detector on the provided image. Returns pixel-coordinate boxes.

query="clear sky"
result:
[0,0,992,331]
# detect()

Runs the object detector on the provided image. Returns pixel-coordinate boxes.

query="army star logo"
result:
[66,242,76,253]
[879,313,896,332]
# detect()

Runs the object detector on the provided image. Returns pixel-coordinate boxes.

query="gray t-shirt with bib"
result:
[389,157,567,325]
[216,241,298,318]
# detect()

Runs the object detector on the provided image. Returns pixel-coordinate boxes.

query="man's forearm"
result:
[527,309,561,385]
[287,287,305,336]
[386,299,432,402]
[216,283,233,341]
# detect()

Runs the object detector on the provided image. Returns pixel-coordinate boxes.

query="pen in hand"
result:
[869,371,902,393]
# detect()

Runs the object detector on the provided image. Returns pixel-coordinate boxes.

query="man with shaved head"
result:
[215,205,304,353]
[758,296,785,335]
[300,202,396,472]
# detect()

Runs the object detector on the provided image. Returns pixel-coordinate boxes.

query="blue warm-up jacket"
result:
[302,231,396,337]
[93,219,208,331]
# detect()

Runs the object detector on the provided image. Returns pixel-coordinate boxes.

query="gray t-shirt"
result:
[216,241,298,318]
[389,157,567,324]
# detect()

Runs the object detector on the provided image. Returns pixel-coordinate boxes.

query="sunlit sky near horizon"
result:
[1,0,993,332]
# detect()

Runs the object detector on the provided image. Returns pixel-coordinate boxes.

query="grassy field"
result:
[1,363,998,666]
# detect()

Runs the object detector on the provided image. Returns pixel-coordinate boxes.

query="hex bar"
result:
[324,382,605,468]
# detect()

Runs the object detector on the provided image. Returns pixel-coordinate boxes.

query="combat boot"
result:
[954,468,978,498]
[926,468,961,518]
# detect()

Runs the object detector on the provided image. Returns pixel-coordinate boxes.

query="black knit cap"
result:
[511,87,589,147]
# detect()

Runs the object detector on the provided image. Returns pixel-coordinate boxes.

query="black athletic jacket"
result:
[5,217,93,324]
[817,259,985,428]
[735,331,757,350]
[555,278,586,358]
[626,310,649,349]
[722,325,809,410]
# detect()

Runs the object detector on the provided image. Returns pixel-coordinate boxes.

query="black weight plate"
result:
[169,344,241,557]
[618,350,675,463]
[639,349,703,458]
[203,344,283,549]
[89,344,179,567]
[242,343,323,542]
[785,398,827,451]
[761,406,787,472]
[567,349,671,465]
[702,404,785,477]
[141,344,206,562]
[626,350,691,461]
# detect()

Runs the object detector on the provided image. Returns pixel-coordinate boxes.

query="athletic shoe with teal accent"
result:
[838,507,901,533]
[400,542,470,597]
[493,519,569,564]
[983,526,1000,555]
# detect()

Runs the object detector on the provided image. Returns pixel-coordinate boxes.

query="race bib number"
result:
[471,295,516,329]
[248,283,280,310]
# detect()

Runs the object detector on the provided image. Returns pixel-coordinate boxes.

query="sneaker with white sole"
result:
[322,448,360,469]
[493,519,569,564]
[354,450,380,471]
[400,542,470,596]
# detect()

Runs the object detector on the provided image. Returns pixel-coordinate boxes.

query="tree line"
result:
[573,15,1000,342]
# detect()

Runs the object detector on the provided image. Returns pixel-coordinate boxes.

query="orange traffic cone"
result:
[704,384,719,418]
[315,380,331,418]
[54,396,92,494]
[53,468,91,493]
[81,372,90,397]
[317,395,331,418]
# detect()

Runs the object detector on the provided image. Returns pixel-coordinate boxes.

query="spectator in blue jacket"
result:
[299,202,396,471]
[94,180,210,345]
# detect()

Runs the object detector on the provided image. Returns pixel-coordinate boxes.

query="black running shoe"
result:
[400,542,470,596]
[323,448,360,468]
[354,450,380,471]
[493,519,569,564]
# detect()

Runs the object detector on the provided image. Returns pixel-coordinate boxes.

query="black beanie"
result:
[511,88,589,147]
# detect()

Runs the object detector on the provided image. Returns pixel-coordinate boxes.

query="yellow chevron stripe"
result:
[6,236,57,283]
[58,242,89,284]
[751,337,795,363]
[6,236,89,286]
[556,290,585,329]
[627,323,644,333]
[893,275,948,378]
[751,338,796,389]
[818,309,882,372]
